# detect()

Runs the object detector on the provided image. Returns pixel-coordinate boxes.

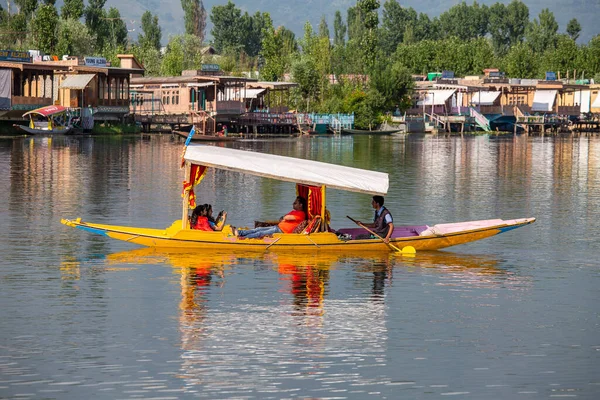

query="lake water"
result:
[1,133,599,399]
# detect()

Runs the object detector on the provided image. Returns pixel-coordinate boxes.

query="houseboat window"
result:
[176,95,179,104]
[172,95,175,104]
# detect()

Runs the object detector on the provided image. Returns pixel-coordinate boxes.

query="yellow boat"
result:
[61,144,535,252]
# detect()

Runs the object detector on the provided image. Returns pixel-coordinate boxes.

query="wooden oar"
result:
[347,215,415,254]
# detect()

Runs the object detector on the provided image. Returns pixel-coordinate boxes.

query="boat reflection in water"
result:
[102,248,525,395]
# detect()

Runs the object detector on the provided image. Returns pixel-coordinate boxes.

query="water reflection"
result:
[98,248,524,397]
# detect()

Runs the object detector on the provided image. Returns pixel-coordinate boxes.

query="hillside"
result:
[112,0,600,45]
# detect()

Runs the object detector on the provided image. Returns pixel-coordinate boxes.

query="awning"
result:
[184,145,389,195]
[186,82,214,88]
[59,74,95,90]
[471,91,501,105]
[417,89,455,106]
[532,90,557,112]
[591,93,600,108]
[23,105,67,117]
[243,88,266,99]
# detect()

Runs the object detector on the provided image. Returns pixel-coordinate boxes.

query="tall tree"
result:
[106,7,127,49]
[318,15,329,39]
[160,34,204,76]
[488,0,529,56]
[357,0,380,73]
[138,11,162,51]
[239,11,269,57]
[84,0,107,50]
[14,0,37,17]
[181,0,206,43]
[31,4,59,53]
[380,0,417,54]
[260,19,291,81]
[210,1,242,53]
[56,18,95,56]
[566,18,581,42]
[525,8,558,54]
[438,1,488,41]
[333,10,346,47]
[61,0,83,19]
[503,41,538,78]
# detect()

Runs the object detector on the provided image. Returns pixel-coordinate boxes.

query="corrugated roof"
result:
[59,74,95,89]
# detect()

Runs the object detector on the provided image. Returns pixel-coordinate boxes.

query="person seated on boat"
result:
[205,204,227,231]
[190,204,213,231]
[357,195,394,243]
[235,196,307,239]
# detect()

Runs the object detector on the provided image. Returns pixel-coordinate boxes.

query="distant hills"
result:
[112,0,600,46]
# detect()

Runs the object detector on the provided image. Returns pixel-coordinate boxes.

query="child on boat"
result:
[190,204,227,231]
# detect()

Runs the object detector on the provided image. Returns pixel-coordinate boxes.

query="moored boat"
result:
[61,145,535,252]
[13,105,74,135]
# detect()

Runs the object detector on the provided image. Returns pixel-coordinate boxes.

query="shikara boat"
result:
[61,145,535,252]
[13,105,74,135]
[173,129,238,142]
[341,127,400,135]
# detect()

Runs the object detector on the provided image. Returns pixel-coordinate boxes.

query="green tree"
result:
[138,11,162,51]
[160,34,204,76]
[333,10,346,47]
[369,58,413,110]
[240,11,269,57]
[56,18,95,56]
[503,41,538,78]
[106,7,127,49]
[31,4,59,53]
[488,0,529,56]
[181,0,206,42]
[318,15,329,39]
[357,0,380,73]
[580,35,600,77]
[260,20,292,81]
[14,0,37,17]
[5,13,27,47]
[291,56,320,111]
[438,1,488,41]
[60,0,83,19]
[210,1,241,53]
[132,45,161,76]
[380,0,418,54]
[525,8,558,54]
[566,18,581,42]
[84,0,108,50]
[539,34,580,78]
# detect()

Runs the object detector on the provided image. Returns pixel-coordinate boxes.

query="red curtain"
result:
[182,164,207,209]
[296,184,322,220]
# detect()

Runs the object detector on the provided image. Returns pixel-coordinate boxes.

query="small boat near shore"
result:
[341,127,400,135]
[62,145,535,252]
[13,105,75,135]
[173,130,238,142]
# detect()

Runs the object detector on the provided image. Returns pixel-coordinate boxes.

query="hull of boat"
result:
[174,130,237,141]
[14,124,72,135]
[341,128,399,135]
[61,217,535,252]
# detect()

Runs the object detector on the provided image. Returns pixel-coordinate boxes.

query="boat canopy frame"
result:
[181,145,389,229]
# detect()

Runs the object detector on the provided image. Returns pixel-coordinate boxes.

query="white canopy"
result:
[417,89,455,106]
[532,90,557,112]
[243,88,266,99]
[184,145,389,195]
[591,93,600,108]
[471,91,501,106]
[59,74,95,90]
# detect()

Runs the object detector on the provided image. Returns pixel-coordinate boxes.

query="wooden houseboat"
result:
[130,68,299,136]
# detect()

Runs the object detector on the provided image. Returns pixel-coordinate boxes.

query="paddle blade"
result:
[401,246,416,254]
